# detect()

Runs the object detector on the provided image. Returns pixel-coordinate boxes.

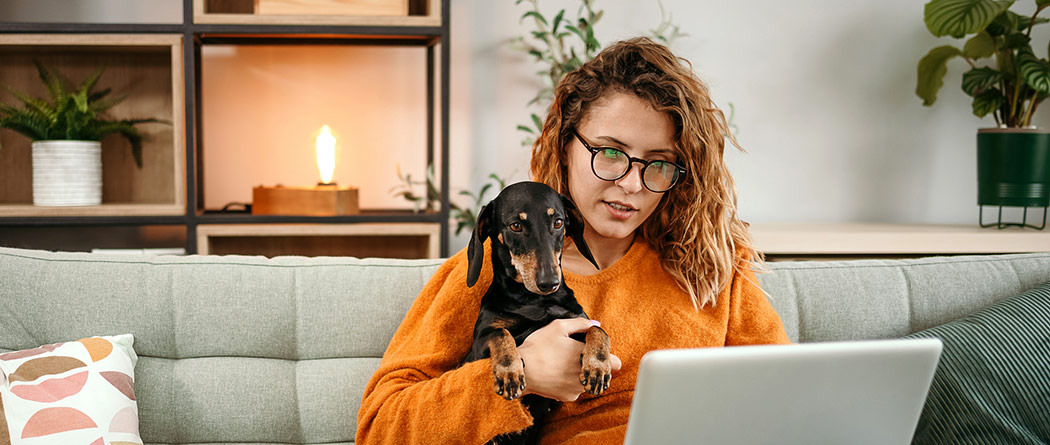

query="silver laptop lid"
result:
[624,338,943,445]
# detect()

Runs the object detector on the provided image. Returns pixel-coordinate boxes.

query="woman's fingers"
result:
[610,353,623,371]
[555,317,601,336]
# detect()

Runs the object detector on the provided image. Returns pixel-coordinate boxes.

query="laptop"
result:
[623,338,943,445]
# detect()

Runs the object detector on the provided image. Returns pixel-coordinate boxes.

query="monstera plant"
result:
[917,0,1050,228]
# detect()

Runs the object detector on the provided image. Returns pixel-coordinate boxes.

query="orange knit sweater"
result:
[356,240,790,444]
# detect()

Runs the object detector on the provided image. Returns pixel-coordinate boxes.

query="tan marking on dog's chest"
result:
[491,318,513,330]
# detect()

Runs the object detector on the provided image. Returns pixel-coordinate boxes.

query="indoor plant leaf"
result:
[1024,16,1050,29]
[551,9,565,35]
[972,87,1004,116]
[925,0,1014,38]
[917,45,965,105]
[0,112,48,140]
[521,10,547,25]
[987,9,1020,35]
[1001,32,1032,50]
[90,92,127,115]
[3,85,55,122]
[76,67,105,99]
[94,120,144,167]
[33,59,67,105]
[988,9,1047,32]
[962,67,1004,95]
[964,30,997,58]
[1018,45,1050,93]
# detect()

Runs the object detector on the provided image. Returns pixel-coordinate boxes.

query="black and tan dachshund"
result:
[464,181,613,444]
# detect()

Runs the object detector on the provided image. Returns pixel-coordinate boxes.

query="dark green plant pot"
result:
[977,128,1050,208]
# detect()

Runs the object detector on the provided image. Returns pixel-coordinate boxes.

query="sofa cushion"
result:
[0,334,140,445]
[905,281,1050,444]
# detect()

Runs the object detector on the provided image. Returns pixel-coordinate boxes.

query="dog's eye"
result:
[553,218,564,230]
[510,222,523,232]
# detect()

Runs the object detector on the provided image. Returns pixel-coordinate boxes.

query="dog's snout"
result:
[536,276,560,294]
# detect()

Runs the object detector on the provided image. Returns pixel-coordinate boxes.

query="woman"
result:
[356,37,789,444]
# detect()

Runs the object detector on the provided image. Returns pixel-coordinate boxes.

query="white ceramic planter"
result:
[31,140,103,206]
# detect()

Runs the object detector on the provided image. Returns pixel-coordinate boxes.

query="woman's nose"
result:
[615,163,645,193]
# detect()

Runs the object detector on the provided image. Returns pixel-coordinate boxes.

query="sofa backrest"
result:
[761,253,1050,342]
[2,247,1049,444]
[0,247,444,445]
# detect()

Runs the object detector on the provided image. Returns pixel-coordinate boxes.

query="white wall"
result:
[9,1,1047,252]
[448,0,1050,250]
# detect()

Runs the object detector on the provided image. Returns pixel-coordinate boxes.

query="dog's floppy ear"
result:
[560,194,600,271]
[466,202,494,287]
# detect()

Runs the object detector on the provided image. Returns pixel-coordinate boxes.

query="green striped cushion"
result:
[905,280,1050,444]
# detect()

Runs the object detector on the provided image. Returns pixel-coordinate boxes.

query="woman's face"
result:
[567,91,677,246]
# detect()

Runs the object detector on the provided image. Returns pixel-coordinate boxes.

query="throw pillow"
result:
[905,281,1050,445]
[0,334,140,445]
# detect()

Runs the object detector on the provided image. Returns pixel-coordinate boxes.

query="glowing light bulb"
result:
[316,124,336,185]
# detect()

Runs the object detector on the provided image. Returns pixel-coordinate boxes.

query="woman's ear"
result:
[560,194,600,270]
[467,203,493,287]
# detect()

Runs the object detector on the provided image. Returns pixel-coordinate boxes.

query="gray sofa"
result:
[1,246,1048,444]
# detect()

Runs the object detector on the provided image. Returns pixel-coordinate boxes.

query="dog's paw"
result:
[580,326,612,396]
[493,356,526,400]
[580,351,612,395]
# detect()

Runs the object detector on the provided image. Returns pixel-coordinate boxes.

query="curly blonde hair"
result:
[530,37,758,309]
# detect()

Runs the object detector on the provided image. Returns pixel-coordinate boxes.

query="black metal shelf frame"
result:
[0,0,452,257]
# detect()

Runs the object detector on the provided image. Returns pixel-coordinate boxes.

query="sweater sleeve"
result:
[724,264,792,346]
[356,247,534,445]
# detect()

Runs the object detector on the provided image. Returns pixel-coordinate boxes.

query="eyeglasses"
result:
[573,130,686,193]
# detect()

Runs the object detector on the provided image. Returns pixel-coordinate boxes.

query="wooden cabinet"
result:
[751,223,1050,261]
[0,0,450,258]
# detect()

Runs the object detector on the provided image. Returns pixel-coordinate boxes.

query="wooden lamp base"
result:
[252,184,360,216]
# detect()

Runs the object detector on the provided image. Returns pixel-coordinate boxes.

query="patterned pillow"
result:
[905,281,1050,444]
[0,334,140,445]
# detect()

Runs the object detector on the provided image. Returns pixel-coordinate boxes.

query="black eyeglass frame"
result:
[572,130,687,193]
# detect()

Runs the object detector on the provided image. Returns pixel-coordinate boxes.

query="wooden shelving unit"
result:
[0,0,451,258]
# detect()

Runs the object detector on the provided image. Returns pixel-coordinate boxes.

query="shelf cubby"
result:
[0,34,186,217]
[196,222,440,258]
[194,0,441,28]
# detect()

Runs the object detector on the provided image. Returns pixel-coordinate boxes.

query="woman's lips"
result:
[603,201,636,220]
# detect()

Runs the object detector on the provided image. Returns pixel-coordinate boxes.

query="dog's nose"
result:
[536,277,560,294]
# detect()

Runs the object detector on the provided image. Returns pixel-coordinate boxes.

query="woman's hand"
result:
[517,318,623,401]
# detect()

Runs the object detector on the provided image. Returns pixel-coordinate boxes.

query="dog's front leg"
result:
[580,326,612,395]
[486,328,526,400]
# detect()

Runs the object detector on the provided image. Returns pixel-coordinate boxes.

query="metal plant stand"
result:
[979,205,1048,230]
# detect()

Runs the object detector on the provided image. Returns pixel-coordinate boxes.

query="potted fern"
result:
[917,0,1050,228]
[0,60,164,206]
